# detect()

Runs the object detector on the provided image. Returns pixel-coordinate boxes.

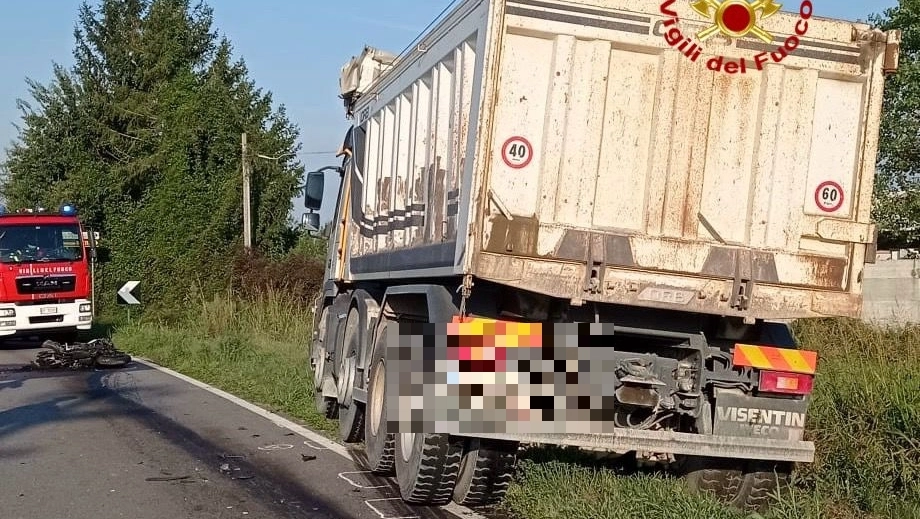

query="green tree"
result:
[871,1,920,248]
[2,0,304,310]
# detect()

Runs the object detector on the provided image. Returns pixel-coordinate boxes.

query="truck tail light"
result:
[759,370,814,396]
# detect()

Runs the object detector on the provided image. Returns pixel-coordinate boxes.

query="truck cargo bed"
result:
[337,0,898,320]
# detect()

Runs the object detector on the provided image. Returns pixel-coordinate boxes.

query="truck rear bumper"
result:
[475,251,860,320]
[464,429,815,463]
[0,300,93,336]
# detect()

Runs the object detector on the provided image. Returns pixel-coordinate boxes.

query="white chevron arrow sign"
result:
[117,281,141,305]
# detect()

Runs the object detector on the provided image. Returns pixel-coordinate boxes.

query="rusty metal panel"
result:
[471,0,895,319]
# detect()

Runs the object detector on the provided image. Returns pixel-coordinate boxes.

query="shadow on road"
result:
[0,363,380,519]
[0,376,25,391]
[0,338,45,351]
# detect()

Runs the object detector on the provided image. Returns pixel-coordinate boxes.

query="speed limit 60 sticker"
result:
[814,181,844,213]
[501,136,533,169]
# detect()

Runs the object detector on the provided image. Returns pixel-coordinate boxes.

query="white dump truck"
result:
[302,0,900,512]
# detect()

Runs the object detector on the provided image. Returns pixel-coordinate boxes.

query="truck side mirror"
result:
[302,212,320,232]
[304,171,325,211]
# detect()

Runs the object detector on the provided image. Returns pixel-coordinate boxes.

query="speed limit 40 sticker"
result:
[501,136,533,169]
[814,181,844,213]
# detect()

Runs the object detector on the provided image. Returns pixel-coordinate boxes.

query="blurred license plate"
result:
[41,307,58,315]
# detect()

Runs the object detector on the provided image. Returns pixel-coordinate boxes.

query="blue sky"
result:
[0,0,899,224]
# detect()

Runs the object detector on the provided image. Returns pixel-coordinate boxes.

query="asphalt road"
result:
[0,342,484,519]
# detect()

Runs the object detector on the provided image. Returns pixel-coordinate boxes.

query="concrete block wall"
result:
[861,257,920,325]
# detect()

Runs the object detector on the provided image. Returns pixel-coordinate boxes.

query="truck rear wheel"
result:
[734,461,792,512]
[365,320,395,475]
[395,432,464,505]
[452,438,519,507]
[681,457,790,512]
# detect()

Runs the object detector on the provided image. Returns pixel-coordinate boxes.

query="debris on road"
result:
[31,338,132,370]
[219,462,255,481]
[220,454,244,460]
[301,454,317,462]
[257,444,293,451]
[145,475,191,482]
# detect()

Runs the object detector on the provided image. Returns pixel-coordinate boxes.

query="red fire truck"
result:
[0,203,96,341]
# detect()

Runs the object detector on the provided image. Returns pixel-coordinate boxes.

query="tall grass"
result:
[111,294,920,519]
[114,289,336,437]
[500,318,920,519]
[790,319,920,517]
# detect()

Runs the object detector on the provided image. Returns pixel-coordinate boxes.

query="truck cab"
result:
[0,204,95,340]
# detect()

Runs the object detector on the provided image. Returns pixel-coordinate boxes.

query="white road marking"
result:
[303,440,329,450]
[258,444,294,451]
[338,471,388,489]
[364,498,420,519]
[134,358,487,519]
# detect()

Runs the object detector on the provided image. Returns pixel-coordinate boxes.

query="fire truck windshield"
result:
[0,224,84,264]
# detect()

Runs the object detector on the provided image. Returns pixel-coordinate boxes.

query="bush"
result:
[230,246,325,305]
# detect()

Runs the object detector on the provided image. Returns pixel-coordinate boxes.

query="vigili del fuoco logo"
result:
[657,0,814,74]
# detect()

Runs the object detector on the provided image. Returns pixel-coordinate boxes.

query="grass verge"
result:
[110,293,920,519]
[112,289,337,438]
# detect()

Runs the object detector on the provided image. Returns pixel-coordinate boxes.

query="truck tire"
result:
[365,320,395,475]
[734,461,792,512]
[452,438,519,507]
[311,306,337,419]
[395,432,464,505]
[337,307,364,443]
[681,457,790,513]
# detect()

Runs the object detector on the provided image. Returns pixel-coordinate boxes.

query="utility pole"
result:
[241,132,252,251]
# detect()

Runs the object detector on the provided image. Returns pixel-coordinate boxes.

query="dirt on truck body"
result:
[301,0,900,513]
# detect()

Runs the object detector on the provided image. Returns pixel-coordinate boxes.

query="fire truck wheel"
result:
[365,320,395,475]
[452,438,519,507]
[395,432,464,506]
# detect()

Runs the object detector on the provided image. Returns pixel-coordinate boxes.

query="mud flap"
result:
[321,294,351,398]
[712,389,809,442]
[321,377,338,400]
